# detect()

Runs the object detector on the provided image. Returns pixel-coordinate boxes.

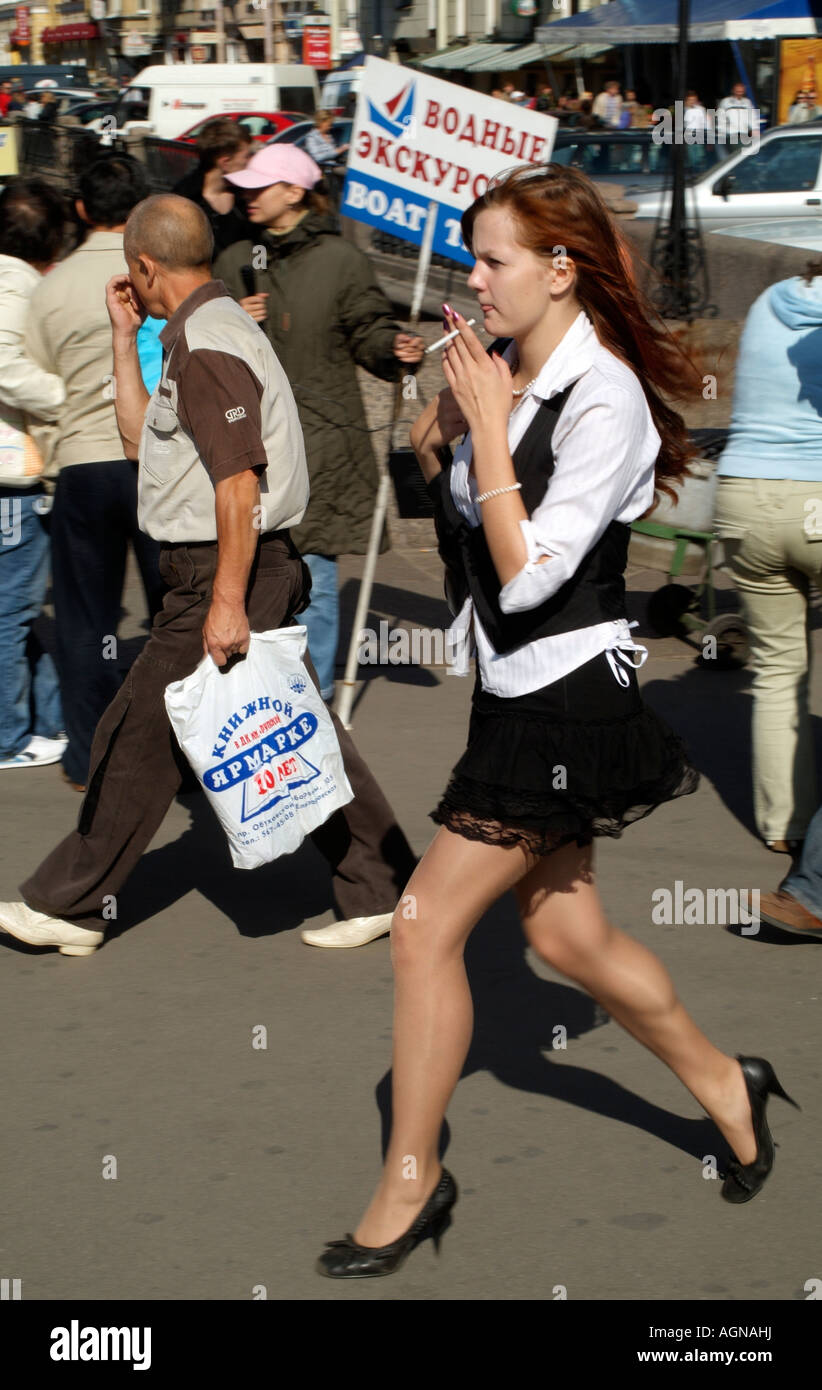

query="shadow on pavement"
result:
[111,790,334,939]
[99,792,725,1163]
[339,577,451,634]
[372,901,724,1172]
[642,665,822,840]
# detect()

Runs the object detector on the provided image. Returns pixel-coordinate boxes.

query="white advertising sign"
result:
[342,55,557,265]
[122,33,153,57]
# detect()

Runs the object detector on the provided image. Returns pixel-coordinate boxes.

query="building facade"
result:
[1,1,609,77]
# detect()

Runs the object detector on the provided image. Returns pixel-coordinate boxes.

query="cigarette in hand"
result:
[425,319,478,354]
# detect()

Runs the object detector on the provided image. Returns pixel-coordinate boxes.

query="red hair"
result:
[461,164,701,499]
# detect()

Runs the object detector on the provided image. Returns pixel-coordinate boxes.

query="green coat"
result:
[215,213,404,557]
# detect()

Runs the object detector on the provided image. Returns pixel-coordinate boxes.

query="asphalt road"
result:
[1,534,820,1303]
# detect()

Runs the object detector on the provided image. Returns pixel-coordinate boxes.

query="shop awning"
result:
[535,0,822,45]
[465,40,614,71]
[41,23,100,44]
[466,43,534,72]
[420,42,517,70]
[561,44,616,60]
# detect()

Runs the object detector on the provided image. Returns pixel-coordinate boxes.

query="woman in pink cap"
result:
[216,144,423,726]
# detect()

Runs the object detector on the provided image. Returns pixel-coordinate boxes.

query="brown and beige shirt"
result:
[138,280,308,543]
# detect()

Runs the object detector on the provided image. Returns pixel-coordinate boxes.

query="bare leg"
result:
[515,840,757,1165]
[353,827,535,1248]
[353,831,757,1249]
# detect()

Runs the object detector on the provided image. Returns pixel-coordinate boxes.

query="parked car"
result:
[550,128,730,196]
[24,87,99,112]
[264,118,352,161]
[630,122,822,227]
[0,64,89,88]
[709,217,822,252]
[62,98,119,127]
[178,111,304,145]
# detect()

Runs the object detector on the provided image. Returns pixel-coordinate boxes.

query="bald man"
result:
[0,194,416,956]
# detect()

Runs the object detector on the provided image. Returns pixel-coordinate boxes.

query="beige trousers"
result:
[714,475,822,842]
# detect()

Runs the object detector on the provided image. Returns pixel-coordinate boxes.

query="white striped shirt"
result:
[304,129,339,165]
[448,311,660,696]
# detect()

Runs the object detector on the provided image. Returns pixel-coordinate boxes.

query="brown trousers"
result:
[22,534,416,930]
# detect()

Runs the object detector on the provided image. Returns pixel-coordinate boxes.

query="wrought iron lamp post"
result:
[649,0,716,319]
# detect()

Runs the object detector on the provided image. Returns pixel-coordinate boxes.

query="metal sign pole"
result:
[335,200,439,729]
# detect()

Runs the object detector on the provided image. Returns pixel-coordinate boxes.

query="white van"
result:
[112,64,319,141]
[321,66,363,116]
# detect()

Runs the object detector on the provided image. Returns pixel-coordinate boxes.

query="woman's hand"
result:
[441,308,512,437]
[410,387,469,480]
[240,293,268,323]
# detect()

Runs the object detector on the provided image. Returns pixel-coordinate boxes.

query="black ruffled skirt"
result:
[431,648,699,856]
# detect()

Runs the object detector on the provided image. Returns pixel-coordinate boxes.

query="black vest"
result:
[427,361,630,657]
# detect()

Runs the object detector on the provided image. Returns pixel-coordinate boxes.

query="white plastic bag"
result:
[164,627,353,870]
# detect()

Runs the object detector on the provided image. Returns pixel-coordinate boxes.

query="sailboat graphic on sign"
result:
[367,81,415,139]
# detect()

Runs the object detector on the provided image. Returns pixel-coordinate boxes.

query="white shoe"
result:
[0,901,103,956]
[300,913,393,948]
[0,736,65,769]
[28,733,68,753]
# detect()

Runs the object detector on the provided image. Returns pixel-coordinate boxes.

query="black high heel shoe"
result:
[721,1055,800,1205]
[316,1169,457,1279]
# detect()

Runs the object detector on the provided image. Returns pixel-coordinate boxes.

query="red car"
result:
[179,111,304,145]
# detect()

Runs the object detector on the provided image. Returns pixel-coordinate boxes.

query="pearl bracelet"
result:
[475,482,522,504]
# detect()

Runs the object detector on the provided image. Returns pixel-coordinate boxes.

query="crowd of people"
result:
[487,77,765,137]
[0,135,423,778]
[0,81,62,122]
[489,77,653,129]
[0,126,818,1280]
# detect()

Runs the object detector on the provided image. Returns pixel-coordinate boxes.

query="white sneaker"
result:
[0,901,103,956]
[300,913,393,948]
[0,736,65,769]
[28,733,68,753]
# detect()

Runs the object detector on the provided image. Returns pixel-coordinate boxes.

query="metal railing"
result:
[13,121,200,194]
[139,135,198,192]
[16,118,60,177]
[10,117,127,185]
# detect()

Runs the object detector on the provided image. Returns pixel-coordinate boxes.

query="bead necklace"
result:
[510,357,538,406]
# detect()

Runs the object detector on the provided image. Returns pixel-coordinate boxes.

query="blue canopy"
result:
[535,0,822,44]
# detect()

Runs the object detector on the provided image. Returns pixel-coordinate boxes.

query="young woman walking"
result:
[316,165,799,1279]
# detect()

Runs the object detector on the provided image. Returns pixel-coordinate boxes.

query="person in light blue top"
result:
[136,315,165,394]
[303,111,348,167]
[714,263,822,854]
[717,272,822,481]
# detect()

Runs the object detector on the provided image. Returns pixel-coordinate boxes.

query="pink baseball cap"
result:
[226,144,322,191]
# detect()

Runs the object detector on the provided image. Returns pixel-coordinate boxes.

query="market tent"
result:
[535,0,822,44]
